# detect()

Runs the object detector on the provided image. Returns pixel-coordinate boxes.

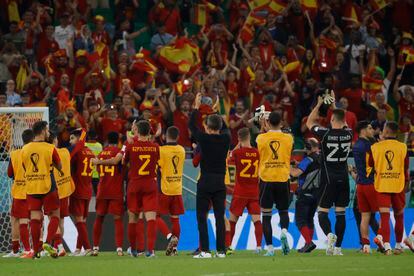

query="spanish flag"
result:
[268,0,287,15]
[300,0,318,16]
[362,74,383,101]
[404,48,414,65]
[158,37,201,74]
[194,1,218,26]
[319,35,337,50]
[248,0,270,11]
[246,12,267,26]
[397,46,412,69]
[94,41,111,78]
[16,63,28,92]
[369,0,388,11]
[342,0,360,24]
[283,60,302,81]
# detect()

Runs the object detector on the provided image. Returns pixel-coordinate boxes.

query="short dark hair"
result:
[136,120,151,136]
[87,130,98,140]
[166,126,179,141]
[47,131,57,144]
[107,132,119,144]
[385,121,399,134]
[332,109,345,122]
[70,129,83,138]
[206,114,222,131]
[268,111,281,127]
[32,121,48,136]
[356,121,371,135]
[237,127,250,141]
[22,129,34,145]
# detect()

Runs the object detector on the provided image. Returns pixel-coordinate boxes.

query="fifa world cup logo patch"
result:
[384,150,394,171]
[30,153,39,172]
[172,155,180,174]
[269,141,280,160]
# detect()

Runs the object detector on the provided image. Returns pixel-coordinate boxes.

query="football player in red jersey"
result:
[124,120,160,257]
[69,129,95,256]
[228,128,262,253]
[90,132,125,256]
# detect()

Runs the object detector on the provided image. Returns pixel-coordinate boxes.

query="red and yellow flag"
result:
[404,48,414,65]
[268,0,287,15]
[342,0,360,24]
[16,64,28,92]
[194,1,217,26]
[159,37,201,74]
[300,0,318,15]
[248,0,270,11]
[94,41,111,78]
[369,0,388,11]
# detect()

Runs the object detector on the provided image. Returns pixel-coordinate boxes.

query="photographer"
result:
[291,138,320,253]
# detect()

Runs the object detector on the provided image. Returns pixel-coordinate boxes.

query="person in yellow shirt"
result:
[4,129,33,258]
[156,126,186,256]
[21,121,62,258]
[369,121,410,255]
[48,132,75,257]
[256,111,293,256]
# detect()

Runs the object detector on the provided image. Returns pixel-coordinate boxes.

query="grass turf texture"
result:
[1,250,412,275]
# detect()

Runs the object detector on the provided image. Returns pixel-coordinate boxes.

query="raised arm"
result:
[188,93,203,141]
[306,96,324,130]
[91,152,123,166]
[392,74,402,102]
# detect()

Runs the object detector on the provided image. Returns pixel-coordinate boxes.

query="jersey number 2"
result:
[138,155,151,175]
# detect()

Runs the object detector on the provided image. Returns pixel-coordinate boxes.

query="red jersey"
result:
[124,141,160,194]
[173,110,191,147]
[97,146,123,200]
[230,147,260,199]
[71,146,95,199]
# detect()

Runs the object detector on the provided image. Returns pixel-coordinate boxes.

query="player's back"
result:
[352,138,374,185]
[317,127,352,175]
[232,147,260,198]
[159,144,185,196]
[97,145,123,199]
[256,131,293,182]
[21,141,56,194]
[10,149,26,199]
[125,140,159,193]
[71,145,95,199]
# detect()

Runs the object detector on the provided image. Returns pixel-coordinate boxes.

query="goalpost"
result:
[0,107,49,253]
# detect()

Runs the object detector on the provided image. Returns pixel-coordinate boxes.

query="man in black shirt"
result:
[189,93,231,259]
[307,94,353,256]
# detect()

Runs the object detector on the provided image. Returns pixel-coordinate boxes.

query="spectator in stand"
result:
[55,74,72,114]
[393,75,414,123]
[149,0,181,36]
[96,106,127,143]
[36,25,59,72]
[339,75,365,120]
[169,93,192,150]
[229,99,251,148]
[150,25,174,51]
[1,21,25,53]
[5,79,21,106]
[371,108,387,139]
[368,92,394,121]
[0,94,8,107]
[54,13,75,53]
[119,94,139,120]
[114,20,147,56]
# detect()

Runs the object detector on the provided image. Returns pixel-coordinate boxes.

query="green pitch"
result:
[1,250,412,276]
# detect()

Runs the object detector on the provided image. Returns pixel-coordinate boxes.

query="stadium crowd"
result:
[0,0,413,152]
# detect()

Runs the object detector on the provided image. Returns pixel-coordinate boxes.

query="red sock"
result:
[54,234,62,249]
[225,230,231,247]
[170,217,180,239]
[156,217,170,238]
[12,240,19,253]
[76,236,82,250]
[394,212,404,243]
[29,219,41,253]
[361,237,370,245]
[254,221,263,247]
[46,216,59,244]
[75,222,91,250]
[128,223,137,250]
[309,228,314,239]
[229,221,236,243]
[300,226,311,244]
[379,212,391,242]
[136,219,145,251]
[93,216,104,247]
[146,220,156,252]
[19,224,31,251]
[114,218,123,248]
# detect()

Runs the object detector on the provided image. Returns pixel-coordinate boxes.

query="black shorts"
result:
[318,173,350,208]
[259,180,290,210]
[295,194,318,229]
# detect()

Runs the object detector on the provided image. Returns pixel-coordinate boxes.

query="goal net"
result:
[0,107,49,253]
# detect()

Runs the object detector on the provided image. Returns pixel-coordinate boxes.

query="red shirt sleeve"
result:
[52,148,61,166]
[7,161,13,178]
